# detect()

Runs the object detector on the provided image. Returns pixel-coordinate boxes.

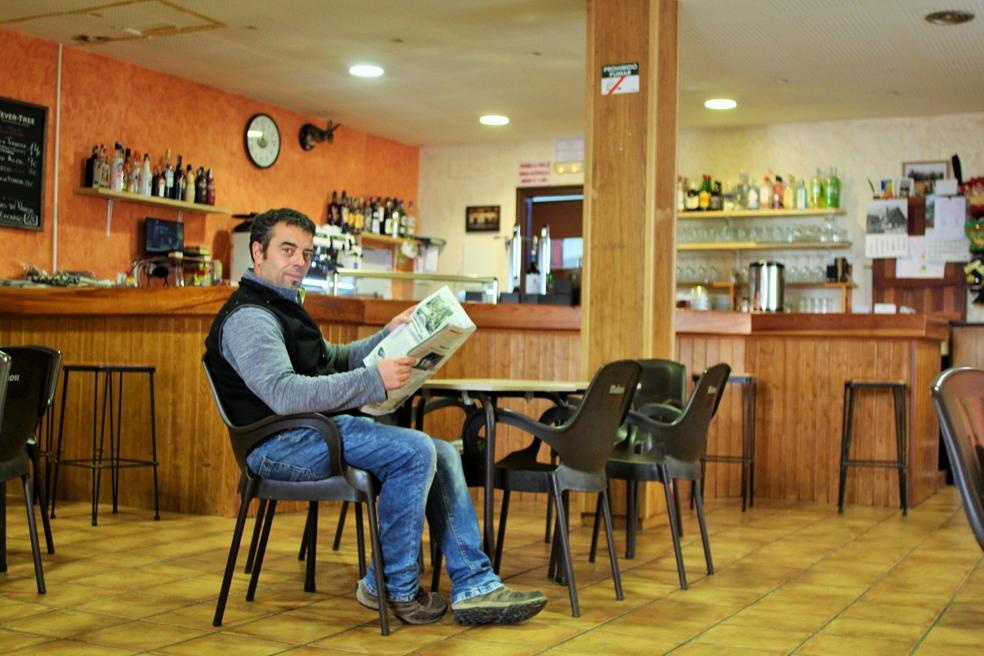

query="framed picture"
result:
[465,205,500,232]
[897,177,913,198]
[902,160,950,196]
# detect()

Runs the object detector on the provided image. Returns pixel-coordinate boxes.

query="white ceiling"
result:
[3,0,983,146]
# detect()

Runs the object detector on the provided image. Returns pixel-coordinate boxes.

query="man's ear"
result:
[250,240,263,264]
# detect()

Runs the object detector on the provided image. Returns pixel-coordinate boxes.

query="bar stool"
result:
[698,373,756,511]
[50,363,160,525]
[838,380,908,515]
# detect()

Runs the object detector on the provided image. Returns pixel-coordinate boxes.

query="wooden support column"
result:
[581,0,678,524]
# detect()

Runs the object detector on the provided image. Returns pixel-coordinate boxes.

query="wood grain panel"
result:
[952,324,984,368]
[677,332,942,508]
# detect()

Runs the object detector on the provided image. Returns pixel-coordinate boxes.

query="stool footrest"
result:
[843,458,905,468]
[702,455,753,464]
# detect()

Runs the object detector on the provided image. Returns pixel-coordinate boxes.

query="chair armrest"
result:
[494,407,565,452]
[230,412,343,477]
[636,402,683,423]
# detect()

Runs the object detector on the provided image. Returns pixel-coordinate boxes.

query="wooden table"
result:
[415,378,589,560]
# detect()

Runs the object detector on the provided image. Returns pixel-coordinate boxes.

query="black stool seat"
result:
[838,380,908,515]
[696,372,756,511]
[50,363,160,525]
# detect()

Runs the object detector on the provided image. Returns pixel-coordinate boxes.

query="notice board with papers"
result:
[0,96,47,231]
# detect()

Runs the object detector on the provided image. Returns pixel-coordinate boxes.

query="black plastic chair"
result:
[589,363,731,590]
[0,349,47,594]
[1,345,60,555]
[931,367,984,551]
[202,359,390,635]
[465,360,642,617]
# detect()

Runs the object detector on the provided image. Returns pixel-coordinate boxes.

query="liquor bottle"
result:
[373,197,384,234]
[141,154,152,195]
[825,167,840,209]
[685,183,700,211]
[340,190,350,229]
[709,180,723,211]
[746,180,760,210]
[795,177,808,209]
[772,175,784,209]
[810,168,825,208]
[737,171,749,209]
[328,190,340,226]
[206,168,215,205]
[525,237,541,296]
[84,146,99,187]
[383,199,393,236]
[129,150,142,193]
[760,176,772,211]
[698,175,711,210]
[99,145,111,188]
[783,175,795,209]
[155,166,166,197]
[195,166,207,204]
[676,176,686,212]
[110,143,125,191]
[405,200,416,236]
[173,155,184,201]
[151,166,160,198]
[164,149,174,198]
[185,165,194,201]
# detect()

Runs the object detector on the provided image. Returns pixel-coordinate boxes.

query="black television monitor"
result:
[144,217,184,254]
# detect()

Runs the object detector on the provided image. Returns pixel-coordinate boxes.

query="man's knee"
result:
[401,429,437,472]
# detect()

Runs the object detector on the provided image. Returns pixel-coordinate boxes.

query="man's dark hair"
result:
[249,208,316,262]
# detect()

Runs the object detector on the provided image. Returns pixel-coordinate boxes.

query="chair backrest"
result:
[202,357,254,469]
[641,362,731,464]
[931,367,984,551]
[634,359,687,408]
[0,346,60,466]
[551,359,642,473]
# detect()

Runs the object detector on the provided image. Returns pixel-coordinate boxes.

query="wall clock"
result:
[244,113,281,168]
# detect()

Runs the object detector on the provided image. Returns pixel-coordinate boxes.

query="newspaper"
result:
[361,286,475,416]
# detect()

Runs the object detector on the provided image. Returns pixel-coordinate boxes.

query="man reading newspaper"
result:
[204,208,546,626]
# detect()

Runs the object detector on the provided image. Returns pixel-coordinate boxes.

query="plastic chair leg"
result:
[549,476,579,617]
[693,482,714,575]
[838,384,854,513]
[588,489,603,563]
[213,486,254,627]
[21,475,45,594]
[355,503,366,578]
[246,499,277,601]
[332,500,349,551]
[364,493,391,636]
[493,490,510,573]
[244,498,267,573]
[600,488,623,600]
[304,501,318,593]
[662,468,687,590]
[29,447,55,554]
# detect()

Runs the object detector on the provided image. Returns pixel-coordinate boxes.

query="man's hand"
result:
[377,356,416,391]
[386,306,414,333]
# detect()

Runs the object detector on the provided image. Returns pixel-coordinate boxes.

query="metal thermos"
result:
[507,224,522,292]
[536,226,551,295]
[749,260,785,312]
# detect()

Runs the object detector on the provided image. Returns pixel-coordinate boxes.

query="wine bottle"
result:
[195,166,206,204]
[141,154,152,195]
[206,168,215,205]
[173,155,184,201]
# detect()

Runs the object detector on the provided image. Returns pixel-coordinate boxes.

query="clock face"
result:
[244,113,281,168]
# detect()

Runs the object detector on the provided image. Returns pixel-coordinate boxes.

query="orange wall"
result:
[0,28,419,280]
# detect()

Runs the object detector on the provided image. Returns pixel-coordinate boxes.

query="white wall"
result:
[419,111,984,308]
[417,140,583,288]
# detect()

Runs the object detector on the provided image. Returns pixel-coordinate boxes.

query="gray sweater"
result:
[220,271,388,415]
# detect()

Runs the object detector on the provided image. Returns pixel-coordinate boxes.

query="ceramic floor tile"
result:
[0,627,52,653]
[73,619,209,651]
[4,639,137,655]
[691,624,809,651]
[10,608,128,638]
[154,631,290,656]
[796,632,914,655]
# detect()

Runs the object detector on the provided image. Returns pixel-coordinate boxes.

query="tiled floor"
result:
[1,488,981,655]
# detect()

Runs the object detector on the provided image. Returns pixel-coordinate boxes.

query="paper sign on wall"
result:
[601,63,640,95]
[517,161,551,187]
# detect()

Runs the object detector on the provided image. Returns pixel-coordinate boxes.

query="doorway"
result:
[515,184,583,297]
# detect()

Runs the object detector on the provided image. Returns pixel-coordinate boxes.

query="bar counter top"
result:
[676,309,949,340]
[0,286,581,331]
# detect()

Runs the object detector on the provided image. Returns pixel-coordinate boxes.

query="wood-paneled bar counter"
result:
[0,287,581,516]
[677,310,948,508]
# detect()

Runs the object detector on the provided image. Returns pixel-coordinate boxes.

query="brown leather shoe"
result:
[355,580,447,624]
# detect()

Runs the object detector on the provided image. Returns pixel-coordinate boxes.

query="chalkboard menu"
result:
[0,96,47,231]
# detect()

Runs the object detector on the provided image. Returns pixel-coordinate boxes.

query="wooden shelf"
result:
[75,186,231,215]
[678,208,846,220]
[678,241,851,252]
[359,233,445,248]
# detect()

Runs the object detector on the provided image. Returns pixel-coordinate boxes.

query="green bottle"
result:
[825,167,840,209]
[810,168,825,209]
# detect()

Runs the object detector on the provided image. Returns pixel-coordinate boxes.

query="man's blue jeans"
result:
[246,415,502,604]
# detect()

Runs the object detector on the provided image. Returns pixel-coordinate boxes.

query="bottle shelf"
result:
[678,208,846,220]
[359,233,446,248]
[678,240,851,252]
[75,186,231,215]
[676,280,856,289]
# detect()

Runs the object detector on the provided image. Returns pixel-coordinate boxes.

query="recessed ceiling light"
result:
[925,10,974,25]
[479,114,510,126]
[704,98,737,110]
[349,64,384,78]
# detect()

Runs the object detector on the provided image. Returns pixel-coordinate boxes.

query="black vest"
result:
[204,278,339,426]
